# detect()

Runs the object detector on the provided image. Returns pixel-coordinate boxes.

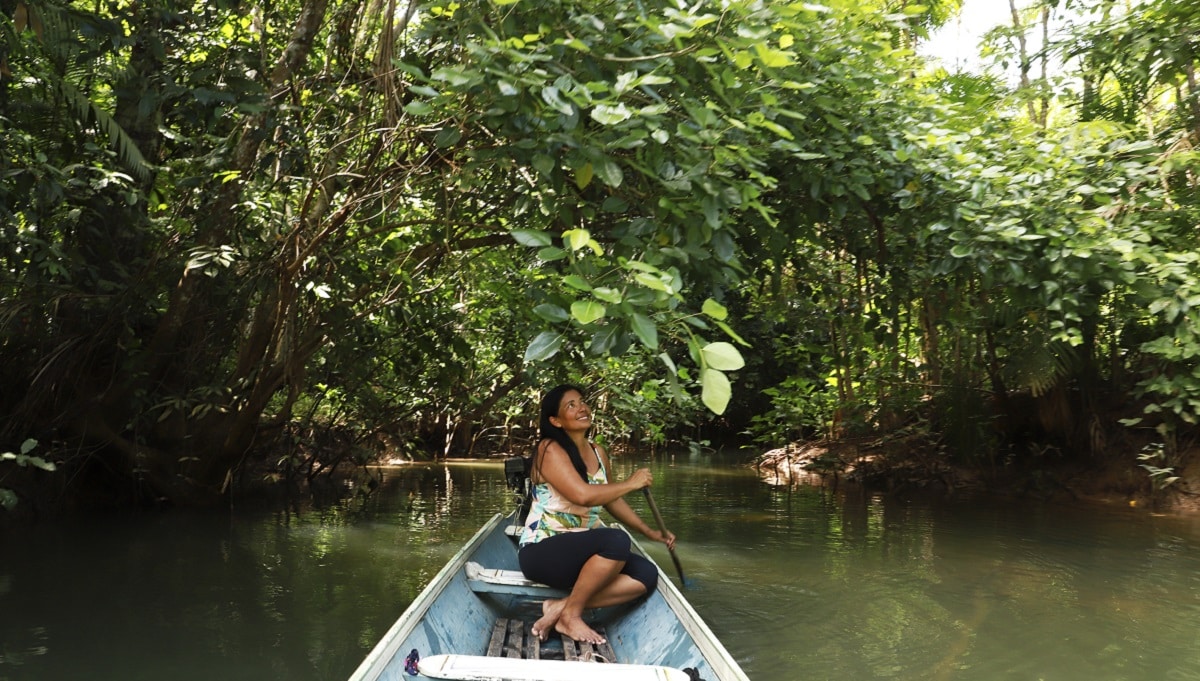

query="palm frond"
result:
[7,2,152,182]
[1005,339,1081,397]
[58,79,152,181]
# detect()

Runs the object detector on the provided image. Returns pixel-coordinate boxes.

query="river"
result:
[3,451,1200,681]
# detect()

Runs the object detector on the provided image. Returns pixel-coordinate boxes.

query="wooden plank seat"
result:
[418,654,693,681]
[464,562,568,598]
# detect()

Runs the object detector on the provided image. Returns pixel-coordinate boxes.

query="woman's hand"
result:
[626,468,653,490]
[646,528,677,551]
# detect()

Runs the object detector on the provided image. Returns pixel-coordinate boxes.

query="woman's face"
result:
[552,389,592,432]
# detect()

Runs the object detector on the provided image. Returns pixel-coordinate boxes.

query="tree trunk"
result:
[1008,0,1037,124]
[118,0,334,501]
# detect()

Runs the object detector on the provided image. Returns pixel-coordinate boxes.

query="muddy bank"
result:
[755,436,1200,515]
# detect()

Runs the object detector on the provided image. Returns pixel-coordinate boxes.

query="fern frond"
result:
[1006,340,1081,397]
[58,79,152,182]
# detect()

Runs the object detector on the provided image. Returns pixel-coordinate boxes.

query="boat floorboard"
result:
[562,632,616,663]
[487,618,616,664]
[488,618,539,660]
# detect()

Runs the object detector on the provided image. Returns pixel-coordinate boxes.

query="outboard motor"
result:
[504,455,533,519]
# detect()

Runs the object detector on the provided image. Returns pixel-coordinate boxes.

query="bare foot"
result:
[531,599,564,641]
[555,613,606,645]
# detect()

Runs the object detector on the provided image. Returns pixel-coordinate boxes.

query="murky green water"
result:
[3,452,1200,681]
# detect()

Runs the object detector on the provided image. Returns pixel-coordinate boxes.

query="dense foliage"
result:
[2,0,1199,509]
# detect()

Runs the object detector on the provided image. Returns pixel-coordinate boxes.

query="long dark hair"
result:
[537,383,590,482]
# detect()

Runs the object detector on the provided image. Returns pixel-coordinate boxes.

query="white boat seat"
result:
[464,562,568,597]
[418,653,693,680]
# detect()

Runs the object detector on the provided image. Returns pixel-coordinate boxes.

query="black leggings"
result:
[518,527,659,594]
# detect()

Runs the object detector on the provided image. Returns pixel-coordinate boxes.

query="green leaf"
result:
[702,298,728,321]
[23,456,55,472]
[524,332,563,362]
[593,287,623,304]
[631,313,659,349]
[541,86,574,115]
[753,43,793,68]
[564,275,593,291]
[716,321,750,346]
[563,229,592,251]
[589,325,621,354]
[702,342,745,371]
[622,259,661,274]
[571,300,607,324]
[532,154,556,176]
[533,304,570,323]
[20,439,37,455]
[634,272,673,293]
[576,162,594,189]
[591,103,632,125]
[701,368,732,414]
[538,246,568,261]
[511,229,553,247]
[602,196,629,213]
[595,159,624,188]
[405,98,434,116]
[0,488,16,511]
[435,128,463,148]
[431,67,479,87]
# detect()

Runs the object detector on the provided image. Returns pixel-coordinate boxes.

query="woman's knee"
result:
[625,555,658,593]
[593,527,633,561]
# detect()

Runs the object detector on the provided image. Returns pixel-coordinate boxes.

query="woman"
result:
[518,384,676,645]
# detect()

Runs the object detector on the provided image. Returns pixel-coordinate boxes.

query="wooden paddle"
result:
[642,488,687,587]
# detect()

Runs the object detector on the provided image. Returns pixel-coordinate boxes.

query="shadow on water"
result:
[4,451,1200,681]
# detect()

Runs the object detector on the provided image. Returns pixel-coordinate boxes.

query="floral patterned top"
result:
[518,443,606,546]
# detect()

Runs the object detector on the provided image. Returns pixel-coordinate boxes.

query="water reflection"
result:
[3,455,1200,681]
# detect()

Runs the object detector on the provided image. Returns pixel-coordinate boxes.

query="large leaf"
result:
[524,332,563,362]
[592,287,623,304]
[533,304,570,323]
[589,324,622,354]
[511,229,553,247]
[594,158,624,187]
[575,162,594,189]
[701,368,732,414]
[634,272,674,294]
[701,298,728,321]
[571,300,607,325]
[631,313,659,349]
[701,342,745,371]
[591,103,632,125]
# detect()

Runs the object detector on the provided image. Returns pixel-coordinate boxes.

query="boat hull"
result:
[347,513,749,681]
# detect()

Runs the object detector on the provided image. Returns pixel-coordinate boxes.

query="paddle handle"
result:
[642,488,686,586]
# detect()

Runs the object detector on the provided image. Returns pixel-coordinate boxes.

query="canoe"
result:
[347,511,750,681]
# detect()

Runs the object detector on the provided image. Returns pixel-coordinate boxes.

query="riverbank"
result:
[756,435,1200,515]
